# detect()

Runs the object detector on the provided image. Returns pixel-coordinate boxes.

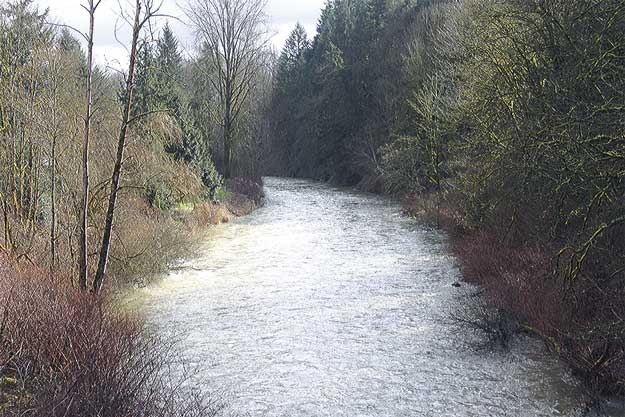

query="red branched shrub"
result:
[0,256,221,417]
[450,231,625,395]
[225,177,265,205]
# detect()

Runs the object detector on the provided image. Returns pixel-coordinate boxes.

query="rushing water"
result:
[137,177,594,417]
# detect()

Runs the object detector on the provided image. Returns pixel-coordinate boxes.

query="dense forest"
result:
[0,0,624,414]
[269,0,625,397]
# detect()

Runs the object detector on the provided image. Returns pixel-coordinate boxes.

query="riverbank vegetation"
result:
[2,0,624,410]
[268,0,625,397]
[0,0,266,288]
[0,256,223,417]
[0,0,267,414]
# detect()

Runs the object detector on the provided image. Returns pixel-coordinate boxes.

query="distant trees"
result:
[186,0,270,179]
[269,23,309,174]
[0,0,54,258]
[267,0,441,185]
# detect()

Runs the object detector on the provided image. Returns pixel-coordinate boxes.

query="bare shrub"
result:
[0,256,224,417]
[105,197,197,287]
[401,191,466,235]
[225,177,265,206]
[189,203,233,227]
[451,291,521,351]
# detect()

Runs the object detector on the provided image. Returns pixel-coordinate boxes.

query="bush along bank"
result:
[0,255,227,417]
[402,191,625,401]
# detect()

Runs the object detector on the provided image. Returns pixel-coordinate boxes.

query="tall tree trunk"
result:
[79,0,99,290]
[93,0,146,294]
[186,0,269,181]
[224,112,232,179]
[50,136,56,273]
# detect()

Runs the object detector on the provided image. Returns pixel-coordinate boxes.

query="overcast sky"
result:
[40,0,326,70]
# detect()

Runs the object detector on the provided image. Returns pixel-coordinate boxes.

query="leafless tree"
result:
[186,0,270,178]
[78,0,101,290]
[92,0,162,294]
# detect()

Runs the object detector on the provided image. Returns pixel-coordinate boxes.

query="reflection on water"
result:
[137,177,591,417]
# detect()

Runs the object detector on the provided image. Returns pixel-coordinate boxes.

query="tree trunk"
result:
[79,0,98,290]
[50,136,56,273]
[224,118,232,179]
[92,0,143,294]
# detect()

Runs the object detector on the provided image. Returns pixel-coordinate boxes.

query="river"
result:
[137,177,596,417]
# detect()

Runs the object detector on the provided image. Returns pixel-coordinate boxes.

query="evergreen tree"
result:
[154,23,182,113]
[275,23,309,91]
[131,25,222,196]
[270,23,311,173]
[132,40,156,116]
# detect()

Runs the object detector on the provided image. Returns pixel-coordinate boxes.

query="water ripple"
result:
[138,177,590,417]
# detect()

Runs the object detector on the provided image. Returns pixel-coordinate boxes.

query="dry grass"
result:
[188,203,233,227]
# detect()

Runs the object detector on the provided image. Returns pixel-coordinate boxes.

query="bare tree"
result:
[79,0,101,290]
[92,0,162,294]
[186,0,269,178]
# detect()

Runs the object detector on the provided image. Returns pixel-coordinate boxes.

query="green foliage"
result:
[453,0,625,270]
[381,75,454,194]
[198,157,223,201]
[145,179,177,210]
[268,0,451,184]
[131,25,223,198]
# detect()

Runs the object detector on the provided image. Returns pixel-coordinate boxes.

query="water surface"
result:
[138,177,590,416]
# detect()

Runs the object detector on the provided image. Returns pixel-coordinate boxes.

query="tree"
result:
[131,40,155,117]
[269,23,310,173]
[186,0,270,178]
[0,0,52,257]
[92,0,162,294]
[275,23,309,90]
[154,23,182,112]
[78,0,101,291]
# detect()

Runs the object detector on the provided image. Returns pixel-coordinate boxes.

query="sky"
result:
[39,0,326,70]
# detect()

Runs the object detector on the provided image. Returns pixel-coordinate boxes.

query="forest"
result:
[0,0,624,415]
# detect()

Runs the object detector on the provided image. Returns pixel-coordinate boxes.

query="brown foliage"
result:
[225,177,265,206]
[450,230,625,396]
[0,256,221,417]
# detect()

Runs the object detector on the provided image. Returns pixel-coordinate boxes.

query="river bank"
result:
[0,178,264,417]
[399,190,625,411]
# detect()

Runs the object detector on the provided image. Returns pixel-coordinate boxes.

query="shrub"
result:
[0,257,223,417]
[225,177,265,205]
[451,292,521,351]
[146,180,177,210]
[450,230,625,396]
